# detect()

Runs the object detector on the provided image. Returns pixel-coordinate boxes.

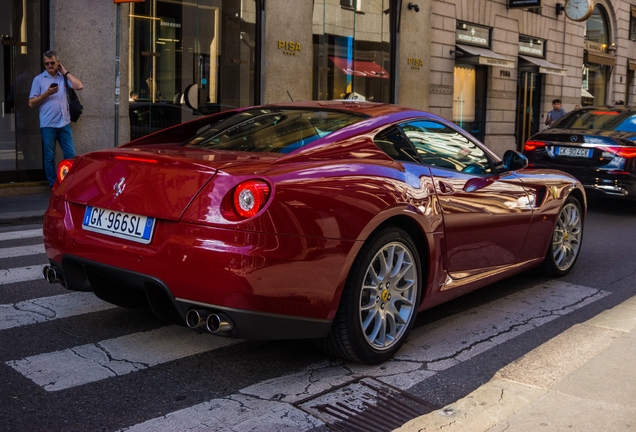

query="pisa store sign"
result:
[508,0,541,8]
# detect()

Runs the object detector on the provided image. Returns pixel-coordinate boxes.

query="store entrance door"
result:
[515,71,541,150]
[0,0,46,184]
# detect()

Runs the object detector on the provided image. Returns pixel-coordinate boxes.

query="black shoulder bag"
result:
[64,74,83,122]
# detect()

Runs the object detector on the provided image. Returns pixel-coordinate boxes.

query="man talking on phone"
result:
[29,50,84,188]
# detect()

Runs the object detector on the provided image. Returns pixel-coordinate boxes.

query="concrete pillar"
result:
[262,1,314,104]
[51,0,130,152]
[396,0,432,110]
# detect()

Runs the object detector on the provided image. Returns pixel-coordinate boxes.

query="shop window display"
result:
[128,0,259,139]
[312,0,392,103]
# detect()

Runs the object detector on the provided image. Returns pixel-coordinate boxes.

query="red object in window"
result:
[329,56,390,79]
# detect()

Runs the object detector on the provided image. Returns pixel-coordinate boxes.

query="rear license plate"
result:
[556,146,593,158]
[82,207,155,244]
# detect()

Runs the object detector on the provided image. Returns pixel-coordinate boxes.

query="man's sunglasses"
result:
[44,61,57,66]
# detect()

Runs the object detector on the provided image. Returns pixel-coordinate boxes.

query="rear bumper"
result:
[583,182,636,199]
[526,156,636,199]
[49,255,333,340]
[43,197,356,337]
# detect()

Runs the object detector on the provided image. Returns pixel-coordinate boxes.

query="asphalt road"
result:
[1,195,635,432]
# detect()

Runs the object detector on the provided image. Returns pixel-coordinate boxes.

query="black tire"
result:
[542,196,584,277]
[315,227,422,364]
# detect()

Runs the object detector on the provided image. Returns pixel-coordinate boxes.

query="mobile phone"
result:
[50,83,58,88]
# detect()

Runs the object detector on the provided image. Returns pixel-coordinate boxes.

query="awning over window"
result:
[519,55,567,76]
[329,56,389,79]
[585,51,616,67]
[582,88,595,98]
[455,44,515,69]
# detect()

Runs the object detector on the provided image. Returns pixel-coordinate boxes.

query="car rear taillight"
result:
[56,159,74,185]
[221,180,271,220]
[603,146,636,158]
[524,141,546,152]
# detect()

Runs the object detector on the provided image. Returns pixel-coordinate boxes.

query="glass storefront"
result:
[515,71,541,148]
[312,0,392,102]
[0,0,47,183]
[452,23,498,142]
[583,5,613,106]
[453,64,486,142]
[128,0,260,140]
[583,62,608,105]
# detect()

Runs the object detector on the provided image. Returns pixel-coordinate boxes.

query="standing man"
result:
[29,50,84,188]
[545,98,566,128]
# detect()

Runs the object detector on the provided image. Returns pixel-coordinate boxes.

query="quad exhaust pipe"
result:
[185,309,234,334]
[42,265,62,284]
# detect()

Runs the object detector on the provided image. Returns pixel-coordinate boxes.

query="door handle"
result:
[438,180,454,195]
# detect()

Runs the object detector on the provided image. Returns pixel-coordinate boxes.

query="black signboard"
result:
[456,22,490,47]
[509,0,541,8]
[519,36,545,58]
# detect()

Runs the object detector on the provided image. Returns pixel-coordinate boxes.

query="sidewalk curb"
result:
[0,212,44,226]
[394,295,636,432]
[0,183,49,197]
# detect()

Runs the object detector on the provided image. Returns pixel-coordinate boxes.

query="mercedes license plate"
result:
[82,206,155,244]
[556,146,593,158]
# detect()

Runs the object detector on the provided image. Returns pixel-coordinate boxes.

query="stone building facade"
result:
[2,0,636,185]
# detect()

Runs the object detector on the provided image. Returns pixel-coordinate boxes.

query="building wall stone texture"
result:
[48,0,636,158]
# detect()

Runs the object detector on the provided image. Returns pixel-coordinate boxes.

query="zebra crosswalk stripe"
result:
[1,265,45,285]
[6,325,239,392]
[0,244,45,260]
[121,282,608,431]
[0,292,118,330]
[0,231,612,431]
[0,229,42,242]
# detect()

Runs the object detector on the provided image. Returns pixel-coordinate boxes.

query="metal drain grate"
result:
[296,377,439,432]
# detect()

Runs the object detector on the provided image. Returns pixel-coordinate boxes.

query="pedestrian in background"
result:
[28,50,84,188]
[545,98,566,128]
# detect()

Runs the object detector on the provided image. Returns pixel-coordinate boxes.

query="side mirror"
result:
[501,150,528,172]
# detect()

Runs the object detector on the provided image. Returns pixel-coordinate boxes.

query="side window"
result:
[374,126,420,163]
[400,120,492,175]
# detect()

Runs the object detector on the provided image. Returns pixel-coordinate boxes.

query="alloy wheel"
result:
[552,202,582,271]
[359,241,417,351]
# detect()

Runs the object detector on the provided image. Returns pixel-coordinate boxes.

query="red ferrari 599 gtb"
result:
[43,101,586,364]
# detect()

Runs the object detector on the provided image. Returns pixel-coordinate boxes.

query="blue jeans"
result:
[41,125,76,187]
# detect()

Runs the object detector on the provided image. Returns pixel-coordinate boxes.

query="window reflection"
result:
[312,0,392,102]
[453,64,486,141]
[453,65,476,123]
[401,120,492,175]
[128,0,258,140]
[583,6,611,106]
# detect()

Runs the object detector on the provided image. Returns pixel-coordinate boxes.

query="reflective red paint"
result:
[43,101,587,363]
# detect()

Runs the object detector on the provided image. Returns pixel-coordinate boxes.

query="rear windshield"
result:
[182,108,367,153]
[554,109,636,132]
